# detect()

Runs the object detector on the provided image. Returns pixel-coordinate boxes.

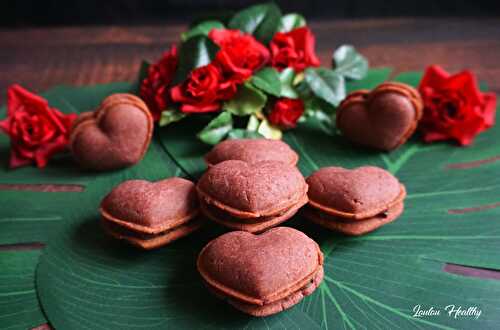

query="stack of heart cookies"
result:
[88,82,416,318]
[303,166,406,235]
[197,159,308,233]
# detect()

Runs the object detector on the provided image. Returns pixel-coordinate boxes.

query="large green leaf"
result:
[0,70,497,329]
[228,2,281,44]
[0,250,46,330]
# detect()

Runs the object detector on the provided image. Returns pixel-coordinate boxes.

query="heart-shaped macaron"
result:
[197,160,307,218]
[204,138,299,167]
[336,82,423,151]
[70,93,153,170]
[306,166,406,220]
[100,177,201,249]
[197,227,323,316]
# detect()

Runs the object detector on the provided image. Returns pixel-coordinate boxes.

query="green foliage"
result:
[197,111,233,145]
[227,128,264,140]
[250,67,281,97]
[181,20,225,41]
[173,36,219,84]
[279,13,306,32]
[223,83,267,116]
[304,68,346,107]
[159,109,186,127]
[228,2,282,44]
[332,45,369,80]
[0,250,46,330]
[279,67,299,98]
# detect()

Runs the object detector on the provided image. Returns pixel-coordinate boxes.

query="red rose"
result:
[209,29,270,98]
[418,65,497,146]
[270,27,321,72]
[208,29,242,48]
[140,45,178,121]
[0,84,77,169]
[170,63,223,113]
[268,98,305,129]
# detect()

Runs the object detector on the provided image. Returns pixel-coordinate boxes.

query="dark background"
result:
[2,0,500,27]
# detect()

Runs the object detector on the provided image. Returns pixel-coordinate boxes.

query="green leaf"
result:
[257,118,282,140]
[181,20,225,41]
[0,250,47,330]
[250,67,281,96]
[332,44,369,80]
[1,70,496,329]
[159,109,187,127]
[246,113,261,131]
[278,13,306,32]
[227,128,264,140]
[228,2,282,44]
[304,67,346,106]
[173,36,219,84]
[197,111,233,145]
[279,67,298,98]
[223,83,267,116]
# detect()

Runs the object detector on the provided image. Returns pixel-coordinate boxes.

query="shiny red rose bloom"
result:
[170,63,223,113]
[418,65,497,146]
[268,98,305,129]
[140,45,179,121]
[0,84,77,169]
[270,27,321,72]
[209,29,270,99]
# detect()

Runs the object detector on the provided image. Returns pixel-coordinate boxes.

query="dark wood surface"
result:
[1,18,500,105]
[1,18,499,329]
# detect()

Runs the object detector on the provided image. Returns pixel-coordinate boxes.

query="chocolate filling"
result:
[201,200,290,224]
[304,205,389,223]
[102,218,200,240]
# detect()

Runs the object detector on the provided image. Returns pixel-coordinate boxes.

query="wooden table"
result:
[1,18,500,329]
[1,18,500,105]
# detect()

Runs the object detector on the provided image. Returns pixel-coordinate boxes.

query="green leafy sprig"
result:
[150,2,368,145]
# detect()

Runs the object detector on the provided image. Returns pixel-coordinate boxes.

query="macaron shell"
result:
[304,202,404,235]
[70,93,153,171]
[100,177,199,234]
[307,166,405,219]
[103,217,203,249]
[336,82,423,151]
[197,227,323,305]
[197,160,308,218]
[200,193,308,233]
[204,138,299,167]
[212,267,324,317]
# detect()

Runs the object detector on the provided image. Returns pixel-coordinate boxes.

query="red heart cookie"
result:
[198,160,307,218]
[336,82,423,151]
[70,93,153,170]
[197,160,308,232]
[306,166,406,220]
[100,177,201,249]
[197,227,323,316]
[204,138,299,167]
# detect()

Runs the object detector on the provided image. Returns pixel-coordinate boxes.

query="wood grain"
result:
[1,18,499,105]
